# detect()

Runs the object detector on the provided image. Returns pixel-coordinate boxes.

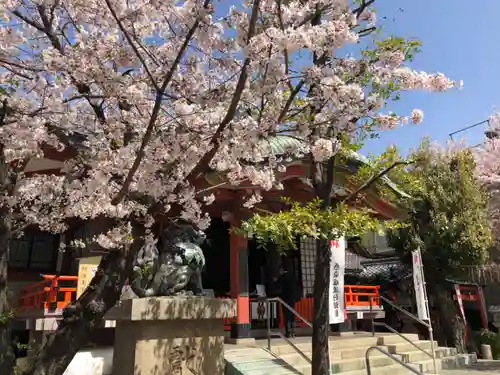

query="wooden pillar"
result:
[477,285,489,329]
[229,220,251,339]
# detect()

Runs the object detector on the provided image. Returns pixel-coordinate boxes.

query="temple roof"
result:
[258,135,409,198]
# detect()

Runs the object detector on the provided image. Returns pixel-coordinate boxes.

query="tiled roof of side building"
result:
[258,135,410,199]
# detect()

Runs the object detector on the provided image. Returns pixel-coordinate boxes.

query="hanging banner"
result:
[329,237,346,324]
[454,284,466,323]
[412,248,430,320]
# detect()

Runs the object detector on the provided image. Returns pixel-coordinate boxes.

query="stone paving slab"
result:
[439,360,500,375]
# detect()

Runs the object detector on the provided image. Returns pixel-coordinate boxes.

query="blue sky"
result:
[360,0,500,156]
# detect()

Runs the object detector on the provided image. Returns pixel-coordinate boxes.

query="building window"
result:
[362,230,392,254]
[9,231,59,272]
[300,238,316,297]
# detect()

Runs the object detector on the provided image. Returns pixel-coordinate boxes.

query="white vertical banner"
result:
[329,237,346,324]
[454,284,466,323]
[412,248,430,321]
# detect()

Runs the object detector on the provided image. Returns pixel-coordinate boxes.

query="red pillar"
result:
[229,223,251,339]
[477,286,488,329]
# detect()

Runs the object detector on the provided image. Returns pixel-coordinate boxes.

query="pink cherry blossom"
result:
[411,109,424,124]
[474,111,500,245]
[0,0,459,248]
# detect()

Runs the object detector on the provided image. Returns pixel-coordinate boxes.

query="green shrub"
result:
[479,329,500,359]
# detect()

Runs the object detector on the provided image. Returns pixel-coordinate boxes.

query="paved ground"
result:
[440,360,500,375]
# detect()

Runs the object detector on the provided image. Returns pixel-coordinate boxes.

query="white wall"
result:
[17,348,112,375]
[63,348,113,375]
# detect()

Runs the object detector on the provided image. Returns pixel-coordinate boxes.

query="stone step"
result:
[439,354,477,370]
[387,341,439,354]
[282,352,401,373]
[400,347,456,363]
[329,363,421,375]
[335,345,390,360]
[239,364,301,375]
[231,359,296,372]
[226,356,298,375]
[278,345,391,366]
[409,358,443,373]
[270,335,417,355]
[377,334,421,345]
[223,335,477,375]
[225,348,276,362]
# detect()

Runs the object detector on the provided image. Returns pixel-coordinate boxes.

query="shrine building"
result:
[10,135,405,343]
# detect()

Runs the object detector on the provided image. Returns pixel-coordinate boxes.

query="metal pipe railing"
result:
[365,346,424,375]
[266,297,312,327]
[264,297,312,364]
[370,296,437,374]
[372,321,433,359]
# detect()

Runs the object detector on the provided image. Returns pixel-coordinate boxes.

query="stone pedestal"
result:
[107,297,236,375]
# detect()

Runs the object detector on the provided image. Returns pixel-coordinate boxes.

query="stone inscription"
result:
[169,345,201,375]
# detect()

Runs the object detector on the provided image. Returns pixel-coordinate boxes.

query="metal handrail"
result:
[372,295,430,328]
[370,296,437,374]
[365,346,423,375]
[266,297,312,327]
[268,330,312,364]
[371,322,433,359]
[263,297,312,363]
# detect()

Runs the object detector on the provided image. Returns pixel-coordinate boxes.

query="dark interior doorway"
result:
[201,218,230,296]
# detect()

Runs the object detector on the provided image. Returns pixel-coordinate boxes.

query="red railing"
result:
[345,285,380,307]
[17,276,381,331]
[18,275,78,310]
[277,285,381,328]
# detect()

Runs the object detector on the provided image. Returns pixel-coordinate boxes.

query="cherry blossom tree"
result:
[475,113,500,255]
[0,0,461,374]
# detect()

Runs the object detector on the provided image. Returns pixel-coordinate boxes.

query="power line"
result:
[448,119,489,140]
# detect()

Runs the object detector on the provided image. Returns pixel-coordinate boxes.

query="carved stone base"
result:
[107,297,236,375]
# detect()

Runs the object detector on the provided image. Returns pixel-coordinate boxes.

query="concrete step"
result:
[400,347,456,363]
[336,345,390,360]
[331,363,420,375]
[282,353,402,374]
[239,365,300,375]
[279,346,391,366]
[377,334,421,345]
[231,359,297,372]
[407,353,478,374]
[225,348,276,362]
[225,348,298,375]
[270,334,417,355]
[387,341,439,354]
[439,353,477,370]
[409,358,443,373]
[224,335,477,375]
[226,356,299,375]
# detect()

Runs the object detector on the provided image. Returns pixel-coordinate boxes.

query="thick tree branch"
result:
[353,0,376,17]
[278,79,305,123]
[111,1,211,205]
[13,8,106,123]
[104,0,158,91]
[343,159,417,203]
[183,0,261,184]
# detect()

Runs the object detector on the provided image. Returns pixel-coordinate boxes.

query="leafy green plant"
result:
[236,197,402,252]
[479,329,500,359]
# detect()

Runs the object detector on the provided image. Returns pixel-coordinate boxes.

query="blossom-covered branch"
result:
[1,0,459,248]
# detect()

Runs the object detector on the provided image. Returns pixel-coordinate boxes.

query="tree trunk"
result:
[311,238,331,375]
[20,233,144,375]
[0,144,14,375]
[430,284,466,353]
[0,206,14,375]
